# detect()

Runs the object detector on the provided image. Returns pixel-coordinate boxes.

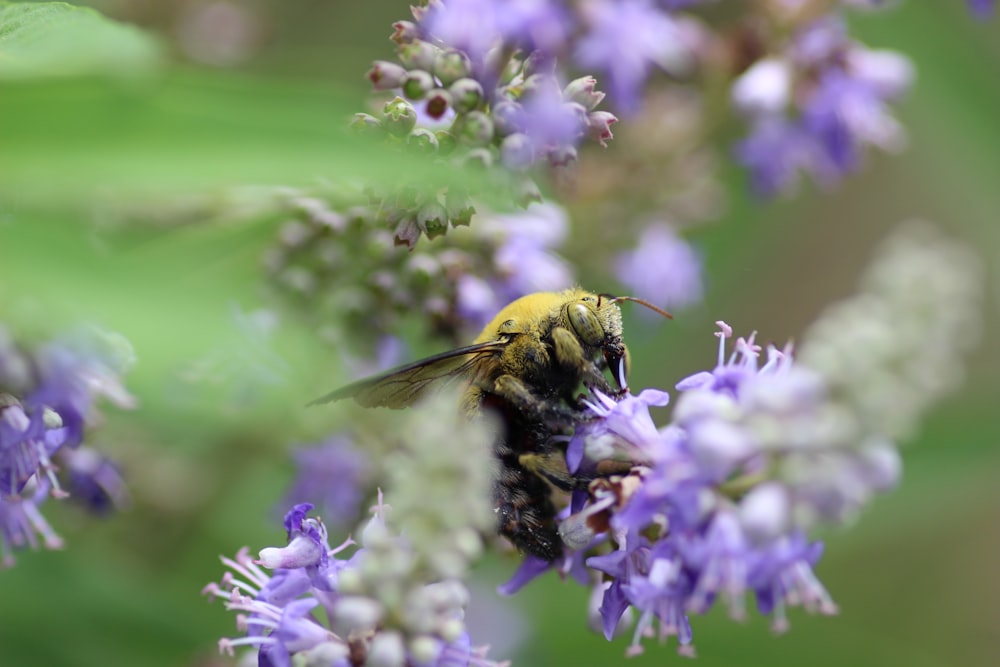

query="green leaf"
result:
[0,1,162,80]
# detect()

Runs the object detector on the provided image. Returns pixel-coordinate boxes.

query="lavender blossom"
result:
[59,446,130,515]
[0,478,64,567]
[279,435,371,529]
[29,327,136,447]
[205,501,507,667]
[731,16,913,196]
[613,223,703,312]
[574,0,692,114]
[0,326,135,565]
[968,0,996,18]
[421,0,570,63]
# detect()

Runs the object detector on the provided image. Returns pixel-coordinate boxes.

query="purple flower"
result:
[574,388,670,467]
[0,402,67,496]
[207,502,506,667]
[0,479,64,567]
[676,506,750,619]
[802,65,908,173]
[497,554,558,595]
[968,0,996,18]
[0,326,135,565]
[748,533,837,633]
[515,319,906,653]
[279,435,371,529]
[421,0,569,63]
[575,0,691,113]
[731,17,913,196]
[492,204,572,293]
[734,115,834,198]
[614,223,703,312]
[59,446,130,515]
[29,332,136,447]
[517,87,589,166]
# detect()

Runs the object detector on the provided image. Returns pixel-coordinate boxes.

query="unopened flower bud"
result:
[382,97,417,137]
[368,61,408,90]
[393,216,421,248]
[460,148,493,169]
[334,595,384,636]
[402,69,435,100]
[559,510,596,550]
[408,636,438,664]
[349,113,383,137]
[547,144,577,167]
[457,110,494,146]
[391,20,418,45]
[398,39,438,71]
[587,110,617,147]
[500,133,535,169]
[42,407,63,429]
[434,48,471,86]
[492,100,523,136]
[738,482,790,544]
[434,129,457,155]
[448,78,484,114]
[513,176,542,206]
[407,127,439,153]
[444,187,474,226]
[367,632,405,667]
[417,201,448,239]
[564,76,606,111]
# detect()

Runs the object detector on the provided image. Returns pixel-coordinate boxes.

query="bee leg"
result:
[550,327,617,395]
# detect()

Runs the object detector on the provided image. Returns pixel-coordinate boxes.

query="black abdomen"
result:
[483,395,561,561]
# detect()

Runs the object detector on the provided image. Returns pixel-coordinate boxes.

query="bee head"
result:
[565,292,672,391]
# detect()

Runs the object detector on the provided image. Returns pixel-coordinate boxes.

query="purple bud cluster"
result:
[0,326,134,566]
[205,502,506,667]
[386,1,620,171]
[352,1,635,246]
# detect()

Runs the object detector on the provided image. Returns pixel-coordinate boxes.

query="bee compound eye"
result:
[567,303,604,346]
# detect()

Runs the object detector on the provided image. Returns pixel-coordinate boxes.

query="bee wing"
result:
[307,339,508,409]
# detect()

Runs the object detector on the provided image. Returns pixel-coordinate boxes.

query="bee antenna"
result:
[609,295,673,319]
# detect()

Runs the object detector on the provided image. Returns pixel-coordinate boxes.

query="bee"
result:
[310,288,670,560]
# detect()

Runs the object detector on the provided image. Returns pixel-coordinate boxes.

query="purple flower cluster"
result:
[418,0,696,116]
[0,326,134,565]
[732,16,913,197]
[370,4,619,177]
[500,321,907,654]
[205,502,505,667]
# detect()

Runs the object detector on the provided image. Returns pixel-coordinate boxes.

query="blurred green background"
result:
[0,2,998,666]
